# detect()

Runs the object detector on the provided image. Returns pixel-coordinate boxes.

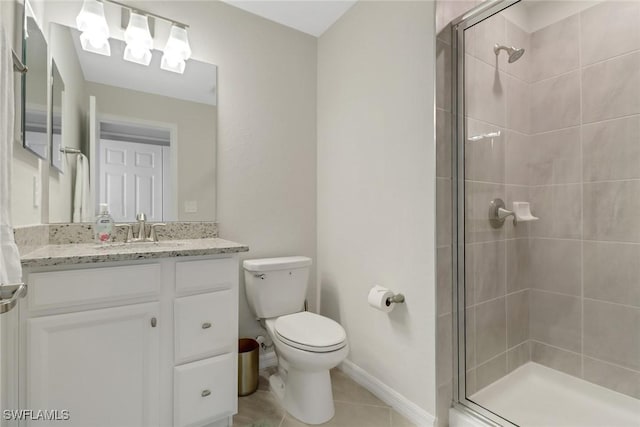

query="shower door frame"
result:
[450,1,521,425]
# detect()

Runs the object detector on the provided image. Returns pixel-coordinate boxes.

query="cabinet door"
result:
[28,303,160,427]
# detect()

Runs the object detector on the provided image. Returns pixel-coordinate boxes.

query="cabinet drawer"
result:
[175,291,235,363]
[174,353,236,427]
[175,257,237,294]
[28,264,161,313]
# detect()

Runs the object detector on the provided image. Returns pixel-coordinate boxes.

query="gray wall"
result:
[318,0,437,418]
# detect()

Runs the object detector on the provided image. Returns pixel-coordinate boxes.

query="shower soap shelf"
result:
[489,199,538,228]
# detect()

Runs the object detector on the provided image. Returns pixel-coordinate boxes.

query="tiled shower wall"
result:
[515,1,640,400]
[436,1,640,425]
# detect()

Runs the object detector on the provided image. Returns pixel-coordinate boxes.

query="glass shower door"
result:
[453,0,640,425]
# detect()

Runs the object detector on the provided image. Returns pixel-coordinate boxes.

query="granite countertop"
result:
[20,238,249,268]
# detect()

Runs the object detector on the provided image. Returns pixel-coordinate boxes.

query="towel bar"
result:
[11,49,27,74]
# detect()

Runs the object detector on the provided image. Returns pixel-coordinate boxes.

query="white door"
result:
[27,303,160,427]
[99,139,164,222]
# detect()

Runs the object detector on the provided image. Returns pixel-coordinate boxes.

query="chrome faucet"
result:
[116,213,166,243]
[136,213,147,240]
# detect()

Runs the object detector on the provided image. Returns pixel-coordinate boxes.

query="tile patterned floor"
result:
[233,367,417,427]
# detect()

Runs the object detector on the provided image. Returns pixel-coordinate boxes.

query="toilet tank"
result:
[243,256,312,319]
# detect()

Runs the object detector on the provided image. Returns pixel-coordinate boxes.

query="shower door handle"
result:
[0,283,27,315]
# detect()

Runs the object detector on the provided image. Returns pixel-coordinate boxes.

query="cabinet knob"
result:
[151,317,157,327]
[201,322,212,329]
[201,389,211,397]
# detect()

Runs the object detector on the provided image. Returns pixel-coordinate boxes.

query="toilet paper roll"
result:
[368,285,395,313]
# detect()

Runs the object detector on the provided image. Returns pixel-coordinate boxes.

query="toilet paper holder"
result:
[386,293,405,306]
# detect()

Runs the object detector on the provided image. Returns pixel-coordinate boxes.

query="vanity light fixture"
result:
[123,12,153,66]
[160,24,192,74]
[76,0,191,71]
[76,0,111,56]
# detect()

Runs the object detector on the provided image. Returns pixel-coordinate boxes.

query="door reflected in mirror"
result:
[22,11,48,159]
[46,23,218,223]
[50,61,64,173]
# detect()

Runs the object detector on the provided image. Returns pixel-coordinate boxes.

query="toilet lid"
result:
[275,312,347,352]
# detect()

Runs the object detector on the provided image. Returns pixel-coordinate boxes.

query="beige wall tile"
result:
[580,0,640,66]
[437,313,453,387]
[584,241,640,308]
[465,119,505,183]
[530,71,580,133]
[583,116,640,182]
[582,52,640,124]
[528,128,581,185]
[437,178,452,247]
[436,381,453,427]
[476,353,507,391]
[506,238,531,293]
[438,383,453,427]
[437,247,453,315]
[466,11,506,66]
[505,185,530,239]
[505,75,530,134]
[530,290,581,353]
[466,307,476,369]
[436,109,452,179]
[529,184,582,239]
[465,368,477,396]
[476,297,507,364]
[502,18,531,83]
[436,0,479,44]
[505,131,531,186]
[465,181,505,243]
[583,356,640,400]
[467,240,506,303]
[529,238,581,296]
[530,341,581,377]
[530,15,580,82]
[507,290,529,347]
[466,55,506,127]
[584,299,640,371]
[507,342,530,373]
[436,39,452,112]
[584,180,640,243]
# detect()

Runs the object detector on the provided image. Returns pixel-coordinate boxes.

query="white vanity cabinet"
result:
[19,255,239,427]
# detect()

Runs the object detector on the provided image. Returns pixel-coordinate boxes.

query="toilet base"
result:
[269,367,335,425]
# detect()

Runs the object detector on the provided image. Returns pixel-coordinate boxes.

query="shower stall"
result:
[441,0,640,425]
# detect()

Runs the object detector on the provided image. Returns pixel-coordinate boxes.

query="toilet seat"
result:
[274,312,347,353]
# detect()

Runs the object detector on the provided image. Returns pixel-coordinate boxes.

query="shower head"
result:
[493,44,525,63]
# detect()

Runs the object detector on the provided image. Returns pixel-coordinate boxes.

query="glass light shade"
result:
[160,56,185,74]
[123,12,153,66]
[76,0,109,38]
[80,31,111,56]
[160,25,191,74]
[123,43,152,66]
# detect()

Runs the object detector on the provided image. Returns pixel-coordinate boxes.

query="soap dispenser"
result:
[94,203,114,243]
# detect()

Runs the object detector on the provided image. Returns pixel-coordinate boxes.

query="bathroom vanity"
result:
[7,237,248,427]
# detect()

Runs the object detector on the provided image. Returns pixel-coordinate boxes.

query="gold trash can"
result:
[238,338,259,396]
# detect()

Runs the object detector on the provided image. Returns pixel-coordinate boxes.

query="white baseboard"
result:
[339,359,436,427]
[259,350,278,369]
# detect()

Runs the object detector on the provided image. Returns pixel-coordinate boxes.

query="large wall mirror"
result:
[45,21,217,223]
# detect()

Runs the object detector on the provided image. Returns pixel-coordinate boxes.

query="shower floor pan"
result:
[470,362,640,427]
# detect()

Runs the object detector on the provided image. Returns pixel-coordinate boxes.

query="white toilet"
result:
[243,256,349,425]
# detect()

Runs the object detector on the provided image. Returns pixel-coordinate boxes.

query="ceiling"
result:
[221,1,357,37]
